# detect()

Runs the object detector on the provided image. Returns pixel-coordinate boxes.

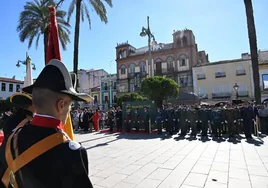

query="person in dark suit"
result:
[0,59,93,188]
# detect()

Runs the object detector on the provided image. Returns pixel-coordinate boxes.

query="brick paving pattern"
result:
[76,133,268,188]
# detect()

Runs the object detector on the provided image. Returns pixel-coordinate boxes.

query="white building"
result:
[76,69,108,93]
[0,77,24,100]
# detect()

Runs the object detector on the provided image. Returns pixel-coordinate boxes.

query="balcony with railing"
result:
[140,71,147,77]
[215,72,226,78]
[197,74,206,80]
[212,92,231,98]
[128,72,135,79]
[162,67,174,75]
[236,69,246,76]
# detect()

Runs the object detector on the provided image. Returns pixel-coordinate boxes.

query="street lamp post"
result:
[140,16,157,77]
[16,53,36,87]
[233,83,239,100]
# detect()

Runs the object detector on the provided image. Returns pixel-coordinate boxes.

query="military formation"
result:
[106,102,268,139]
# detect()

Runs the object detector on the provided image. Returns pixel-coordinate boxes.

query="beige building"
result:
[192,59,254,103]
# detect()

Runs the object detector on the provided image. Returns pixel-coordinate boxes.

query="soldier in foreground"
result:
[0,59,93,188]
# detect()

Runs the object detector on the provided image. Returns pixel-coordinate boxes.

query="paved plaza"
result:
[76,132,268,188]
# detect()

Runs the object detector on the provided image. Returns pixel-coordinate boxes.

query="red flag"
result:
[46,6,62,64]
[46,6,74,140]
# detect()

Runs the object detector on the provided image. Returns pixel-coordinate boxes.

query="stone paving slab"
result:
[75,132,268,188]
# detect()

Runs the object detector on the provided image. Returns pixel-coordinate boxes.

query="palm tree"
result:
[66,0,113,81]
[244,0,261,104]
[17,0,71,63]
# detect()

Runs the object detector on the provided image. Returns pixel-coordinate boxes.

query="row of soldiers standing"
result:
[109,103,257,139]
[155,103,256,139]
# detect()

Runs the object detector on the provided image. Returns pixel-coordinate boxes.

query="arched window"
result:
[130,63,135,73]
[120,65,126,75]
[166,57,174,71]
[140,62,146,72]
[179,54,187,67]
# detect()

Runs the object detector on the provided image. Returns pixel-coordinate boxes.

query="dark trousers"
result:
[214,121,222,137]
[201,121,208,136]
[116,119,122,131]
[156,121,162,133]
[84,121,89,131]
[125,121,131,132]
[135,122,140,132]
[190,121,197,136]
[109,119,114,132]
[227,120,234,137]
[180,121,187,136]
[243,121,252,138]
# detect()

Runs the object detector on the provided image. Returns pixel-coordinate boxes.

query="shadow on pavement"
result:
[246,138,264,146]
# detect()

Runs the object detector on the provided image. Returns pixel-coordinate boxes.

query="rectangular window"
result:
[212,86,221,94]
[9,84,13,92]
[104,83,108,90]
[1,83,6,91]
[16,84,20,92]
[113,82,116,89]
[263,74,268,90]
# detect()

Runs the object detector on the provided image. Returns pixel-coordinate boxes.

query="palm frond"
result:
[80,1,85,22]
[83,3,92,29]
[67,0,76,23]
[89,0,108,23]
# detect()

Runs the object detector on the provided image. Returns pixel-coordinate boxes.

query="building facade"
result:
[115,29,209,97]
[77,69,108,94]
[192,59,254,103]
[100,74,117,109]
[0,77,24,100]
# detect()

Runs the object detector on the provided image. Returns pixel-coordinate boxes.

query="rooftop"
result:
[0,77,23,84]
[194,58,249,67]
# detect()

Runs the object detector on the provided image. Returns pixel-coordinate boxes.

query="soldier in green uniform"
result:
[212,106,223,137]
[185,107,191,134]
[155,107,163,134]
[233,105,241,135]
[175,106,181,132]
[189,107,198,137]
[142,106,150,133]
[179,106,188,136]
[226,105,235,138]
[167,104,176,134]
[125,107,132,132]
[196,105,202,134]
[162,105,168,131]
[133,108,140,132]
[200,105,209,137]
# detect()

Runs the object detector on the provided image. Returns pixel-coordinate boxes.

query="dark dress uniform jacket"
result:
[0,116,93,188]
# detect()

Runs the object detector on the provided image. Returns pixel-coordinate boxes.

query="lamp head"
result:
[140,27,147,37]
[16,61,20,67]
[233,83,239,91]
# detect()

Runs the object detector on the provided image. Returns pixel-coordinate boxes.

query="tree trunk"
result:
[73,0,81,91]
[244,0,261,104]
[43,30,49,64]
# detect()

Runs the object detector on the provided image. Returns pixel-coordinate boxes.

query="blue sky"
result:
[0,0,267,80]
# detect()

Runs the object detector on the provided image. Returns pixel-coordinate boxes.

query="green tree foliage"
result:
[17,0,71,62]
[117,93,144,107]
[140,76,179,107]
